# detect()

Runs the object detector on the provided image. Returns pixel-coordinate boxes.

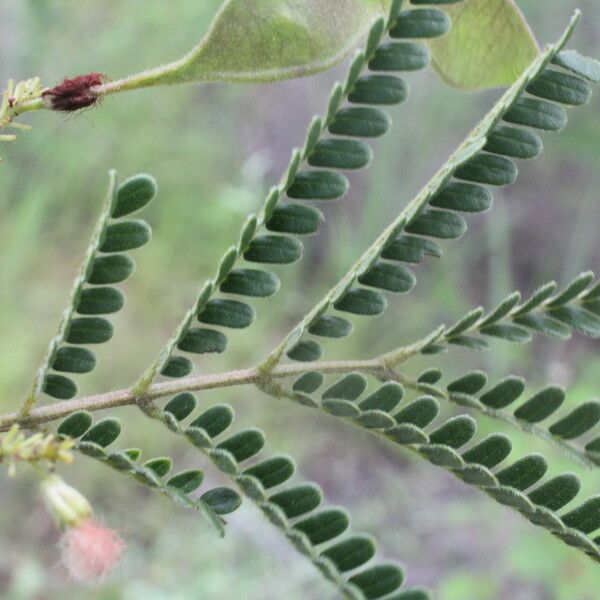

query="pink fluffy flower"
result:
[60,518,125,583]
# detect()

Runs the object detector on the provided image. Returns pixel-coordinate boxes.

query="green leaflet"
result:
[483,125,542,160]
[503,97,568,131]
[43,374,77,400]
[447,371,487,395]
[462,434,512,468]
[81,418,122,447]
[243,235,303,264]
[528,474,580,510]
[144,457,173,477]
[321,535,376,572]
[87,254,135,285]
[328,107,391,137]
[266,204,324,235]
[549,402,600,440]
[51,347,96,374]
[514,387,565,423]
[358,261,416,293]
[323,373,368,401]
[243,456,295,489]
[76,287,125,315]
[417,369,442,385]
[425,0,539,90]
[479,377,525,409]
[198,299,255,329]
[201,488,242,515]
[348,75,409,105]
[216,428,266,462]
[323,399,362,418]
[395,397,439,428]
[368,42,430,71]
[57,412,93,438]
[552,50,600,83]
[334,288,388,316]
[190,405,235,438]
[270,484,322,518]
[294,508,350,545]
[390,9,451,39]
[112,175,157,218]
[360,382,404,412]
[287,340,323,362]
[287,171,349,201]
[348,564,404,598]
[308,316,353,339]
[429,415,476,448]
[496,454,547,490]
[160,356,193,378]
[293,372,324,394]
[526,69,592,106]
[164,393,197,421]
[100,220,152,253]
[308,138,373,170]
[167,470,204,494]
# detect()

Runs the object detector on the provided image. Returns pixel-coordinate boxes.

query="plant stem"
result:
[11,97,46,118]
[92,57,191,96]
[1,97,47,129]
[3,349,596,471]
[5,347,594,469]
[0,359,383,432]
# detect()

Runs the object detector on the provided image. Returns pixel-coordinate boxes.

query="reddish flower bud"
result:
[42,73,104,112]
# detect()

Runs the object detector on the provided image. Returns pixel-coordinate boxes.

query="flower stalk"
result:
[0,425,74,476]
[0,77,45,161]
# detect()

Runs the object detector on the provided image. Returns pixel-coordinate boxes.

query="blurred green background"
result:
[1,1,599,598]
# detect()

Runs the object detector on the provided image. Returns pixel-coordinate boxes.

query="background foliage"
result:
[0,0,599,598]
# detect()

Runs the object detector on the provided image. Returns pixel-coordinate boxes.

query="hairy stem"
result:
[0,359,383,432]
[11,351,593,471]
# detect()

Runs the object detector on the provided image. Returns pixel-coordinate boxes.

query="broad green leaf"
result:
[424,0,539,90]
[147,0,392,85]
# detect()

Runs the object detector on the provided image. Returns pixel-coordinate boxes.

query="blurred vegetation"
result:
[0,1,599,598]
